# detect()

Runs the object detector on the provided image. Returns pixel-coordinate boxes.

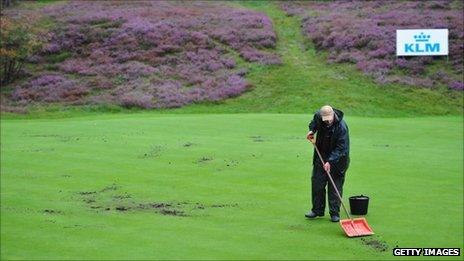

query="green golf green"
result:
[1,114,462,259]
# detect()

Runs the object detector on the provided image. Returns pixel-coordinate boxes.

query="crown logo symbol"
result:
[414,32,430,42]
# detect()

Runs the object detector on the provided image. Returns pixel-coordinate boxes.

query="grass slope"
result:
[1,114,463,259]
[1,1,462,119]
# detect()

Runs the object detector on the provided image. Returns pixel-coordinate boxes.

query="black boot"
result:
[330,215,340,222]
[305,211,324,218]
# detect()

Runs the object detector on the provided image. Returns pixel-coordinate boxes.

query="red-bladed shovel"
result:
[309,138,374,237]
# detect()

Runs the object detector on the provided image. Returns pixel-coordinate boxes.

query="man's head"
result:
[320,105,334,126]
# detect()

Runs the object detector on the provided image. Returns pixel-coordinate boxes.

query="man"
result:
[305,105,350,222]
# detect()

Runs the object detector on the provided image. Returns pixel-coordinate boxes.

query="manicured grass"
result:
[1,114,462,259]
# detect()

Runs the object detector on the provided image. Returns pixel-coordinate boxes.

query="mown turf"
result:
[1,1,462,119]
[1,114,462,260]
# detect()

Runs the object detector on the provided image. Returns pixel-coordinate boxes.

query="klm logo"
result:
[404,32,440,53]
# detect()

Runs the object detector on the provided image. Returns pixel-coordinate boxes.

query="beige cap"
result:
[320,105,334,121]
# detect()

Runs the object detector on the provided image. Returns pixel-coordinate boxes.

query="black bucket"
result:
[349,195,369,215]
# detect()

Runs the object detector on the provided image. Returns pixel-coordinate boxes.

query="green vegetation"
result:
[45,51,72,63]
[0,17,42,85]
[1,114,462,259]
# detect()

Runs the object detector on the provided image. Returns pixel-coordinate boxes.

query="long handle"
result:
[310,140,353,221]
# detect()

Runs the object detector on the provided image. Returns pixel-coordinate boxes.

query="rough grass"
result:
[1,114,462,259]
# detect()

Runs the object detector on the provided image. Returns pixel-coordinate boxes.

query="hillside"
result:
[0,0,462,118]
[281,1,463,90]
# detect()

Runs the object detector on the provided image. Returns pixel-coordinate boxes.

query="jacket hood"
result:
[333,108,344,122]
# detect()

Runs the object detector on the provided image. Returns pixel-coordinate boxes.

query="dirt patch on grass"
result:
[111,202,186,216]
[76,184,238,217]
[43,209,62,214]
[224,159,239,167]
[139,145,164,159]
[250,135,265,142]
[134,202,186,216]
[113,193,132,199]
[100,184,120,192]
[145,203,172,208]
[78,191,97,195]
[159,209,187,216]
[84,199,96,204]
[115,206,130,211]
[197,156,213,163]
[360,237,389,252]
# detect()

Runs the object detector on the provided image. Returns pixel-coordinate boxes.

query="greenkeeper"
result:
[305,105,350,222]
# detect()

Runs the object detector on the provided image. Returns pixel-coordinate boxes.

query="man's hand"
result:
[306,131,315,143]
[323,162,331,173]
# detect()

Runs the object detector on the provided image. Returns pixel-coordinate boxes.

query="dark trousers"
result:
[311,164,345,216]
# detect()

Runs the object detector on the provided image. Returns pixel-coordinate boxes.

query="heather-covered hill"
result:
[280,0,464,90]
[0,0,462,117]
[1,1,280,110]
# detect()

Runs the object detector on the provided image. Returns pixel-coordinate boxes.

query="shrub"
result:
[119,91,154,109]
[4,1,281,110]
[282,1,464,89]
[0,16,43,85]
[11,74,89,102]
[449,80,464,90]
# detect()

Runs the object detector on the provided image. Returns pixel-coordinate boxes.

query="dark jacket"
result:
[308,108,350,176]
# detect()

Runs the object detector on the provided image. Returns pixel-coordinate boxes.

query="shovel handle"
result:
[310,141,353,221]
